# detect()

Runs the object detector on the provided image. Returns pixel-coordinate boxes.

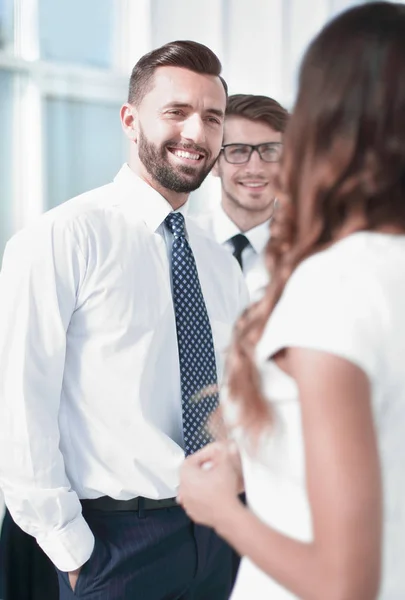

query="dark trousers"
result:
[230,494,245,584]
[57,504,234,600]
[0,508,60,600]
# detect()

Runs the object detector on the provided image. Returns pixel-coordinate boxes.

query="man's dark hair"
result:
[225,94,289,133]
[128,40,227,106]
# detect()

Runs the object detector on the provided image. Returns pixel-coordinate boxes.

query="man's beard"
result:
[138,127,216,193]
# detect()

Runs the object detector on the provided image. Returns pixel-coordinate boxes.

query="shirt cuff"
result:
[38,514,95,571]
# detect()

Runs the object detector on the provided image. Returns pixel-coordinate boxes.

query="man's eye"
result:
[230,147,248,155]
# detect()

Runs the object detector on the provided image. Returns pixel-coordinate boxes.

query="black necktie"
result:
[229,234,250,270]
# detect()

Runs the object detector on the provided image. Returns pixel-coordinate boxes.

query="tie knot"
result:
[230,233,249,254]
[165,212,186,239]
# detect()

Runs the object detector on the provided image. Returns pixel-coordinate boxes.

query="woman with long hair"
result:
[178,3,405,599]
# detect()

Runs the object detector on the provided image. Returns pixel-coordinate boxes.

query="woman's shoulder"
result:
[256,232,404,376]
[289,231,405,290]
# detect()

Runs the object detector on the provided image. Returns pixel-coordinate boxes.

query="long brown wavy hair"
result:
[227,1,405,437]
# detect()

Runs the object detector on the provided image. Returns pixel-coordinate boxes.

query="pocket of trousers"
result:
[69,535,103,596]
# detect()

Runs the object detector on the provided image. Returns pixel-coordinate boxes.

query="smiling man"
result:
[0,41,247,600]
[123,61,224,205]
[201,94,289,301]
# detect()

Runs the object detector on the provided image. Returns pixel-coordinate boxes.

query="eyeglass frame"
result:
[220,142,283,164]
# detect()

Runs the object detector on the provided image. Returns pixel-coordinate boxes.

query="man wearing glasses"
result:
[201,94,289,301]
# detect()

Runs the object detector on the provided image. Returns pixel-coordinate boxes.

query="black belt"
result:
[81,496,178,513]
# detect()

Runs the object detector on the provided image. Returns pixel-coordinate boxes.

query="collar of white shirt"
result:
[212,203,270,254]
[113,163,189,231]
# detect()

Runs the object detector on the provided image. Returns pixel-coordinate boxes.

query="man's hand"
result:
[68,567,82,592]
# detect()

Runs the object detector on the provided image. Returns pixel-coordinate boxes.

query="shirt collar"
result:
[113,164,189,232]
[245,220,271,254]
[212,204,241,245]
[213,203,270,254]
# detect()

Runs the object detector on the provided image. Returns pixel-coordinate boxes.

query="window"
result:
[0,0,14,52]
[0,70,15,251]
[0,0,130,258]
[44,98,126,208]
[38,0,116,68]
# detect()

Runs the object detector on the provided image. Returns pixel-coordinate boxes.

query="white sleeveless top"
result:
[230,232,405,600]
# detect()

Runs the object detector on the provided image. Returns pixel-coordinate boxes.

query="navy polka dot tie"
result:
[165,212,219,455]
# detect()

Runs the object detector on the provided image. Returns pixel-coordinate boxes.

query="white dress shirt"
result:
[198,203,270,302]
[0,164,247,572]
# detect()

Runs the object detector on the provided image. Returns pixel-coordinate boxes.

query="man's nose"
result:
[181,114,206,145]
[245,147,266,171]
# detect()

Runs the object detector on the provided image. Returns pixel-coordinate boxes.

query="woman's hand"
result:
[178,441,243,529]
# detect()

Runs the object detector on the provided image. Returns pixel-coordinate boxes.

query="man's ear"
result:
[120,103,138,142]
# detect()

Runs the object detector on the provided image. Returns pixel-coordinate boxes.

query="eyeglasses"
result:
[221,142,283,164]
